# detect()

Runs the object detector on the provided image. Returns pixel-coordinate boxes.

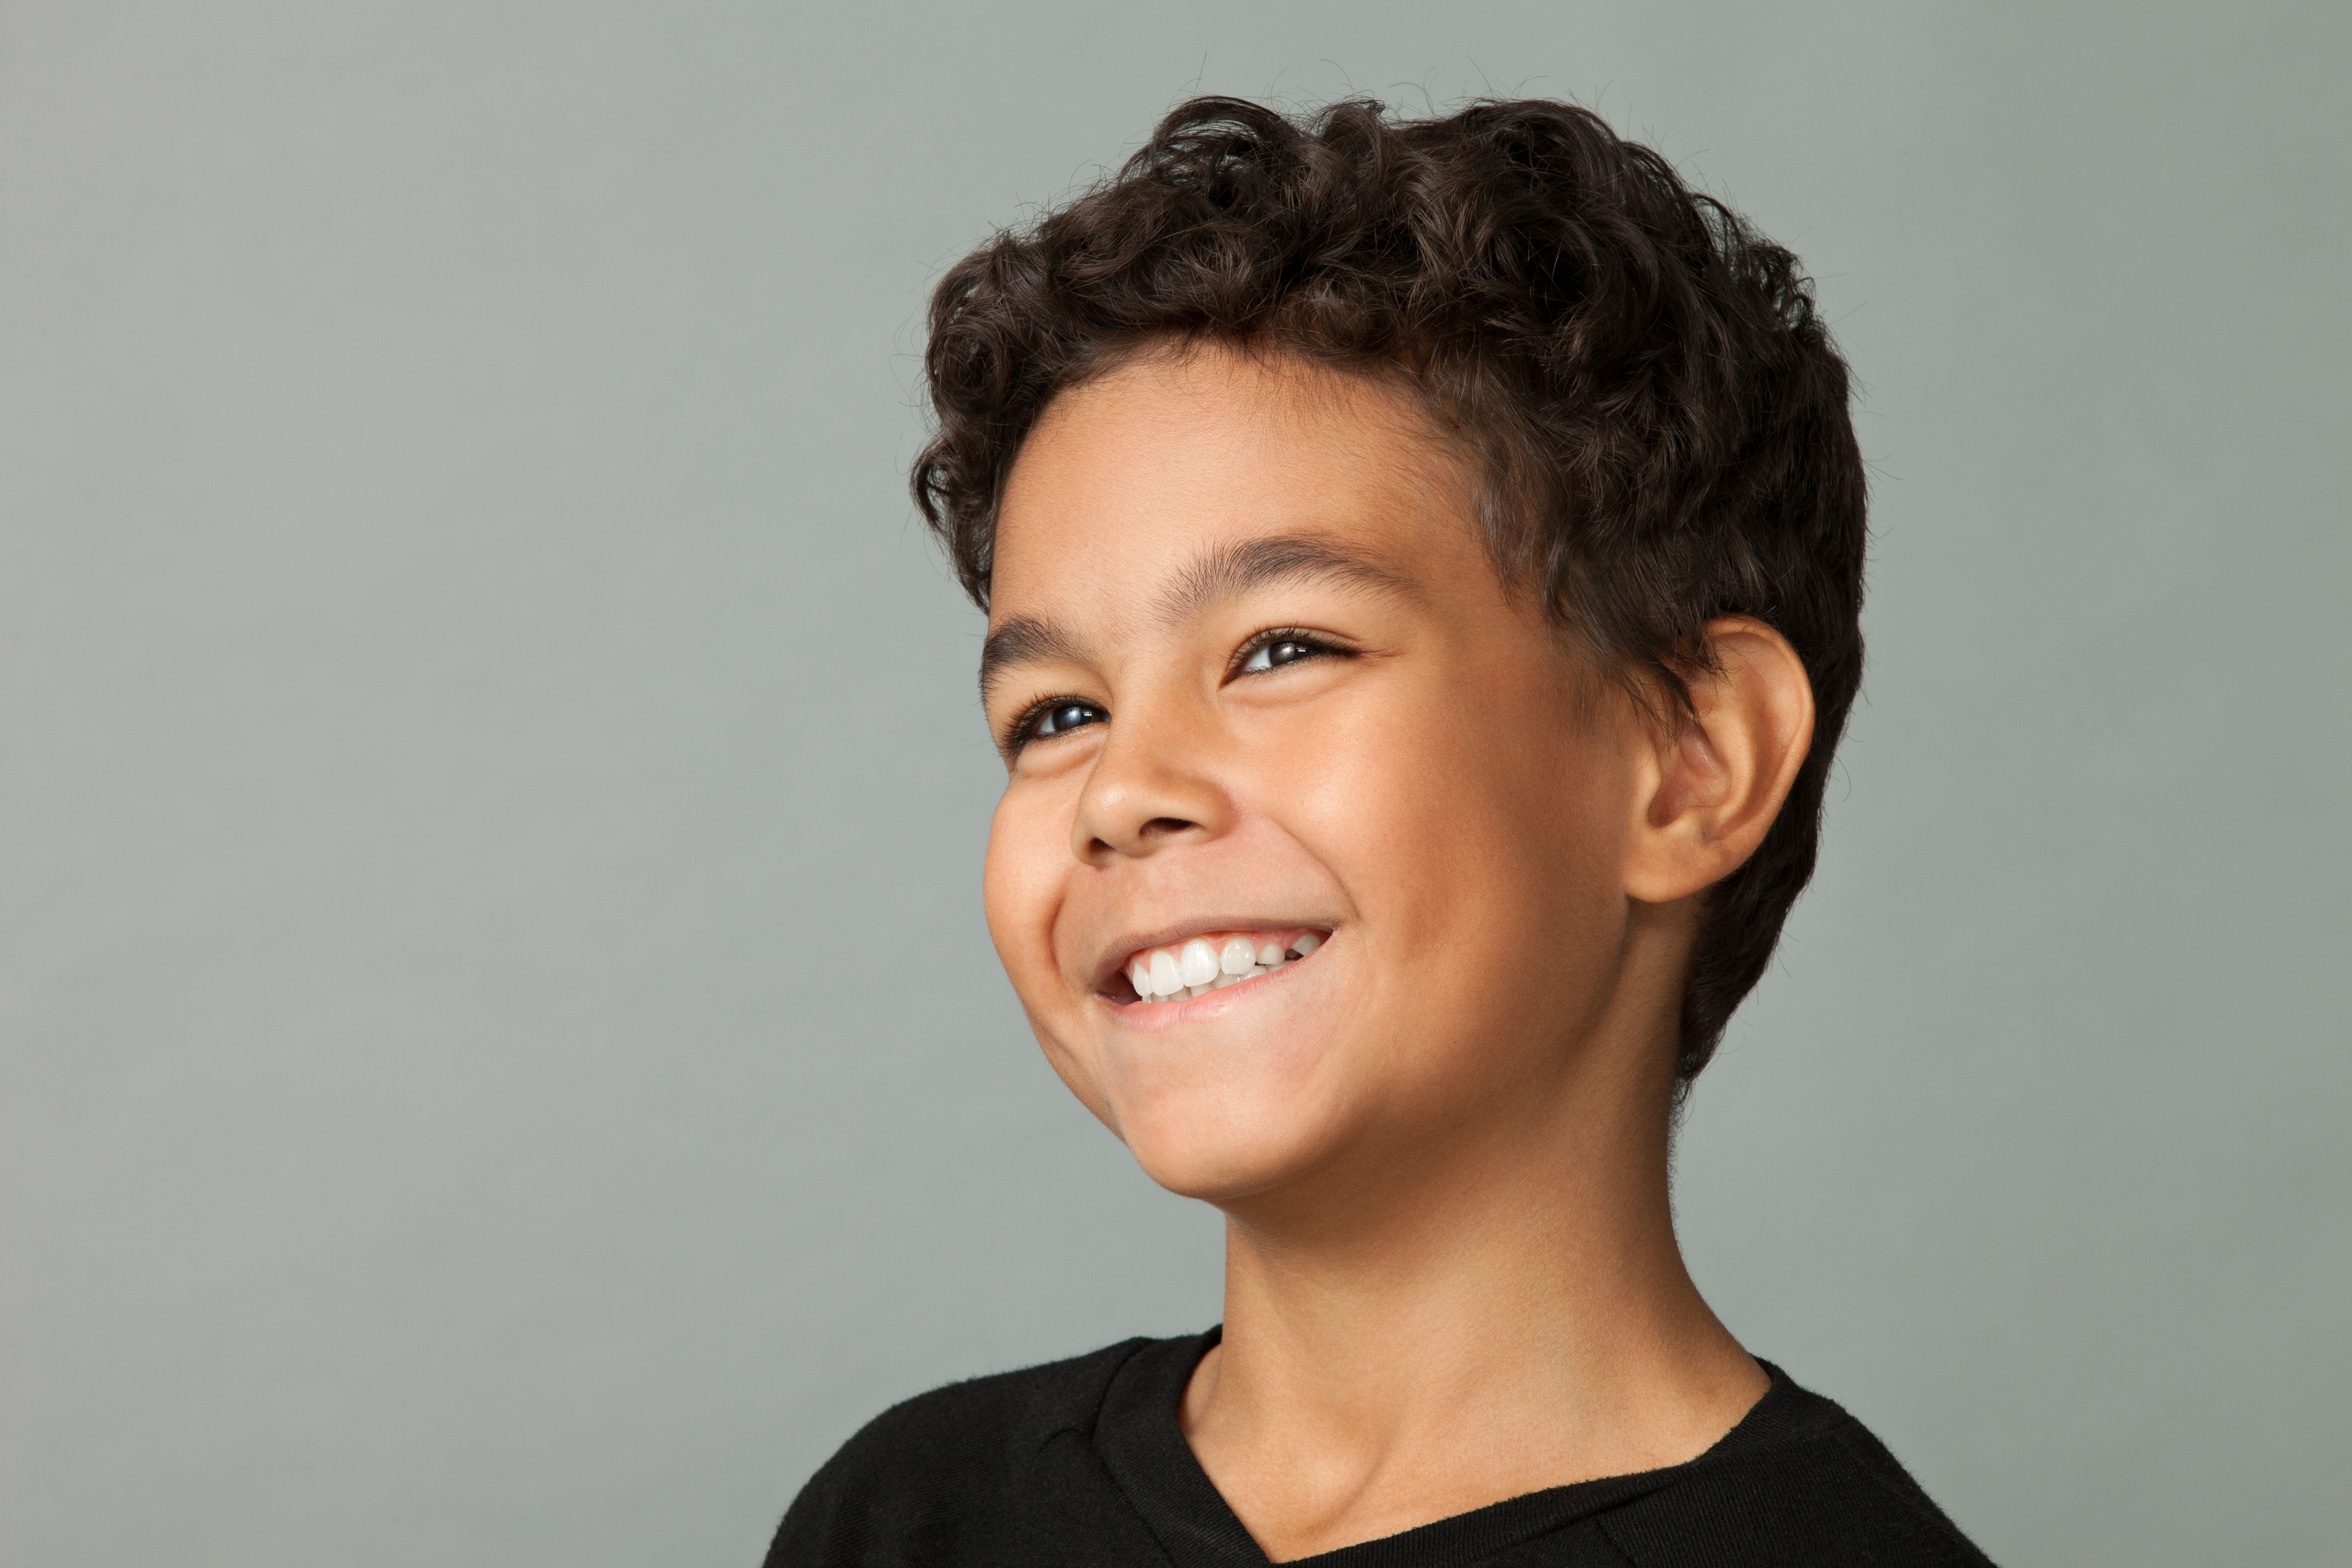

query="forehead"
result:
[988,347,1484,624]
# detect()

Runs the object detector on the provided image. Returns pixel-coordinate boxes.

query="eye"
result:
[1034,701,1104,736]
[1012,699,1106,750]
[1236,630,1340,675]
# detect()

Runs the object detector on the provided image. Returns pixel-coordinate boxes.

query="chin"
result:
[1105,1078,1359,1206]
[1121,1131,1309,1206]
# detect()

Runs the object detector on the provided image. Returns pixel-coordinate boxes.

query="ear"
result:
[1621,617,1817,906]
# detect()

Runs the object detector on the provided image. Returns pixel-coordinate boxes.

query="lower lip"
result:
[1105,944,1319,1026]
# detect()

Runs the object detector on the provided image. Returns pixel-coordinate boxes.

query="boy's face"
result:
[980,348,1661,1204]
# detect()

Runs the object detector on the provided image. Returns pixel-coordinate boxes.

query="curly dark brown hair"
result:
[913,96,1867,1084]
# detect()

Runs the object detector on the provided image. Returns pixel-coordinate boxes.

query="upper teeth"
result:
[1125,930,1324,1003]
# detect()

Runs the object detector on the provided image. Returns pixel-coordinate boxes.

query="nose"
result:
[1070,706,1232,863]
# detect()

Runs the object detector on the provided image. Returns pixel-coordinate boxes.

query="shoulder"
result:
[1597,1370,1996,1568]
[814,1336,1145,1479]
[762,1337,1167,1568]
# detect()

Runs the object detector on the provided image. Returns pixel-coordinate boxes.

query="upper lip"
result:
[1088,918,1331,992]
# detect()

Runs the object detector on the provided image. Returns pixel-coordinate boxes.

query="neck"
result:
[1178,971,1765,1560]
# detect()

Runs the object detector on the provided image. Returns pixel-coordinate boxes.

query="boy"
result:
[770,97,1991,1565]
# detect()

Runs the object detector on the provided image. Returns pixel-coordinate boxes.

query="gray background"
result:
[3,3,2345,1564]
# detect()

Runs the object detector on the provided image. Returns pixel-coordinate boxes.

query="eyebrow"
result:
[978,614,1087,705]
[977,532,1418,703]
[1154,531,1420,626]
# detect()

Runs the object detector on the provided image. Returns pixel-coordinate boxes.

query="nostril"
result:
[1081,815,1205,862]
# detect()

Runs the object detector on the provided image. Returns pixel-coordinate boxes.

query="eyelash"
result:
[1001,628,1352,756]
[1225,626,1347,680]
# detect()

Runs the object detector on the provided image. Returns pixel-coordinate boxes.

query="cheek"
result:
[1287,696,1605,902]
[981,785,1067,981]
[1270,675,1631,1034]
[984,782,1125,1130]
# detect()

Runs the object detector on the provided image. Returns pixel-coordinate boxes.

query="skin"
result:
[978,344,1816,1561]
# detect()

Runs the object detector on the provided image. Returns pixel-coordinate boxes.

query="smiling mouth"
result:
[1116,929,1325,1005]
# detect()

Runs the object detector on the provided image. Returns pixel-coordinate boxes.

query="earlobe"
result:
[1622,618,1816,906]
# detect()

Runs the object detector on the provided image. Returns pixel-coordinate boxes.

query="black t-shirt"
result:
[768,1330,1994,1566]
